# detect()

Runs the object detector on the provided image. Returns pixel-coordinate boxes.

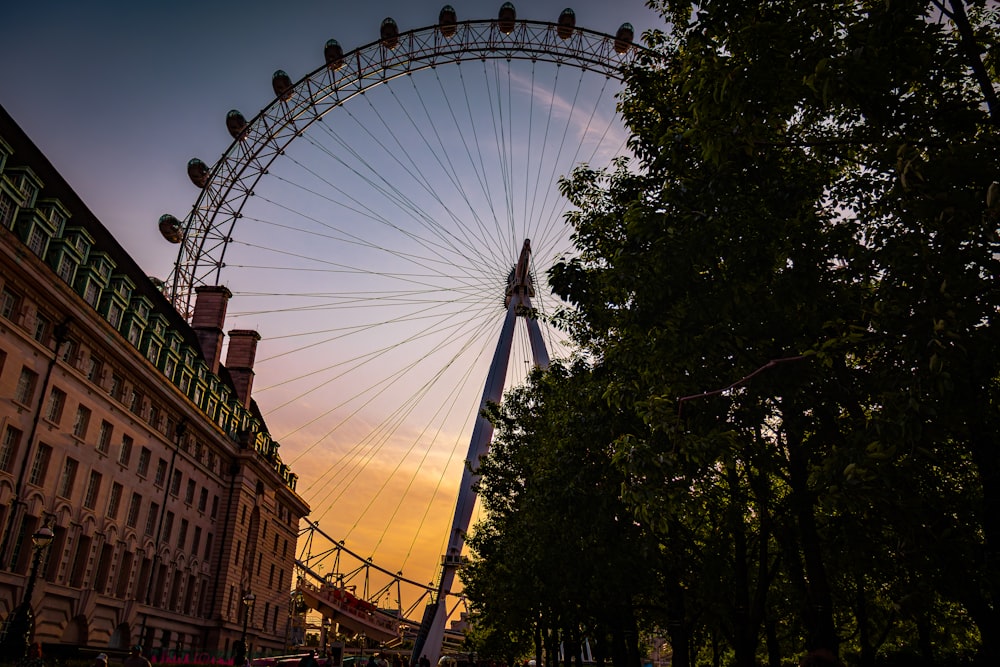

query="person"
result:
[94,654,109,667]
[16,643,44,667]
[300,649,321,667]
[124,644,153,667]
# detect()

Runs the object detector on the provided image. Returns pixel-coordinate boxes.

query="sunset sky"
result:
[0,0,668,614]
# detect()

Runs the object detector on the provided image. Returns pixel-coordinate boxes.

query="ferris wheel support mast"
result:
[412,240,549,665]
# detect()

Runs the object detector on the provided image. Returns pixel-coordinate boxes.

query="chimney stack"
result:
[226,329,261,410]
[191,285,232,374]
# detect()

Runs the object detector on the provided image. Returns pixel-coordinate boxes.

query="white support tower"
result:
[412,240,550,665]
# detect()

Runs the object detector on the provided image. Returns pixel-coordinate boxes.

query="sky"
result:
[0,0,669,615]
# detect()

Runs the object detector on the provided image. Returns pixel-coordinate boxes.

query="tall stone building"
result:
[0,105,309,658]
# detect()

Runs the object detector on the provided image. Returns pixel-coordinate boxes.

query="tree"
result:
[548,0,999,663]
[463,360,657,667]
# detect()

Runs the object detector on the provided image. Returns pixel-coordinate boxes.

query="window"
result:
[61,338,78,364]
[57,254,75,282]
[14,367,38,405]
[83,470,102,509]
[19,178,38,207]
[204,532,213,560]
[109,372,123,401]
[147,342,161,365]
[163,511,174,542]
[144,502,159,537]
[185,479,196,505]
[44,387,66,423]
[119,434,133,467]
[0,287,20,321]
[126,493,142,528]
[107,482,123,519]
[27,227,46,256]
[107,302,123,329]
[0,426,22,473]
[58,457,78,497]
[72,405,91,438]
[154,458,167,487]
[97,420,112,454]
[33,312,50,343]
[163,356,176,381]
[129,388,143,415]
[0,192,14,227]
[170,470,182,497]
[148,403,161,430]
[86,355,102,382]
[127,323,141,346]
[192,526,202,555]
[178,518,188,549]
[198,488,208,513]
[210,495,219,520]
[137,447,151,477]
[28,444,52,486]
[84,281,100,307]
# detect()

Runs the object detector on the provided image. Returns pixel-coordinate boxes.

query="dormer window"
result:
[56,254,75,283]
[83,281,100,307]
[0,193,14,228]
[19,177,38,207]
[107,302,123,329]
[127,323,141,346]
[27,227,47,256]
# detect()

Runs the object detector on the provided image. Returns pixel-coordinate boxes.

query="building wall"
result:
[0,106,309,658]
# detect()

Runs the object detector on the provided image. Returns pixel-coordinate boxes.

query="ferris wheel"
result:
[160,3,645,659]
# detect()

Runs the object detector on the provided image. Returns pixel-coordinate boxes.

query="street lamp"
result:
[0,525,54,658]
[323,617,332,658]
[233,590,256,666]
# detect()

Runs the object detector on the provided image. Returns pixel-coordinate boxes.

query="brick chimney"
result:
[191,285,232,374]
[226,329,261,410]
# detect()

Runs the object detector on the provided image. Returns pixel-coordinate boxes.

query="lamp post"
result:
[0,525,54,658]
[323,617,331,658]
[233,590,255,666]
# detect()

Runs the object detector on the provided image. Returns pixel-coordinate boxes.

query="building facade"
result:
[0,105,310,658]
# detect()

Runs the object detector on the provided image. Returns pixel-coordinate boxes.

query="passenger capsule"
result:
[380,18,399,49]
[557,8,575,40]
[158,214,183,243]
[187,158,209,188]
[498,2,516,34]
[272,70,293,100]
[324,39,345,70]
[614,23,634,54]
[226,110,247,139]
[439,5,458,38]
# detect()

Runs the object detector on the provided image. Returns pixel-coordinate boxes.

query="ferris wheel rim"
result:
[166,16,648,315]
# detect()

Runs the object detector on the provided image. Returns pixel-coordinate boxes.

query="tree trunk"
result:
[785,421,838,656]
[665,578,689,667]
[728,463,757,667]
[855,572,874,667]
